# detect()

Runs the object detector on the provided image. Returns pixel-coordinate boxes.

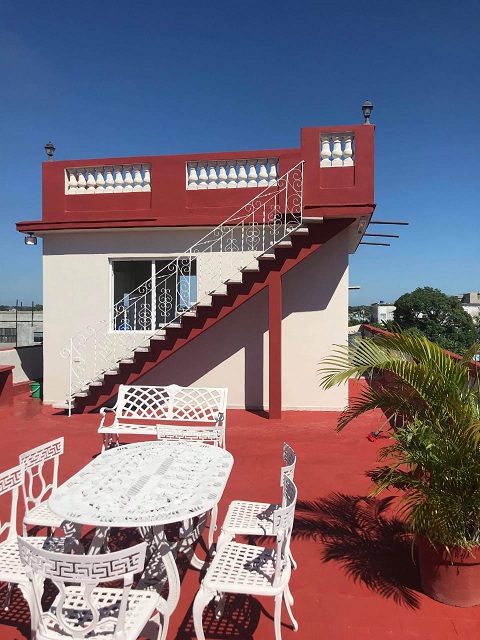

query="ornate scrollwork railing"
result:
[61,162,303,413]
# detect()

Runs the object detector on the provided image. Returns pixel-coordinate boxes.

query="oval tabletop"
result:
[48,440,234,528]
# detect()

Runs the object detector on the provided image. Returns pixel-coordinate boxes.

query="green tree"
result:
[393,287,477,355]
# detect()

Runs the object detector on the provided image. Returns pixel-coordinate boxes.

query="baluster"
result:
[77,169,87,194]
[237,160,247,188]
[85,169,96,193]
[187,162,199,190]
[331,136,343,167]
[95,167,105,193]
[114,166,124,192]
[247,159,258,187]
[197,162,208,189]
[268,159,278,186]
[258,159,268,187]
[227,162,238,188]
[207,163,218,189]
[133,164,143,191]
[123,166,134,192]
[67,170,78,194]
[343,134,354,166]
[320,136,332,167]
[105,167,115,193]
[217,161,228,188]
[142,165,151,192]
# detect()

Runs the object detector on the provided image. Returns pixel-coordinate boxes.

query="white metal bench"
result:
[98,384,228,450]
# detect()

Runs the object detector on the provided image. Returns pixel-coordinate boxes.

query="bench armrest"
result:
[99,406,116,429]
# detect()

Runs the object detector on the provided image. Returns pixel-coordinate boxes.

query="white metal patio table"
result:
[48,440,234,614]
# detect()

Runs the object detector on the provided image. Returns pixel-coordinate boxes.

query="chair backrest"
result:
[19,437,64,515]
[0,465,23,542]
[272,475,297,587]
[18,536,148,640]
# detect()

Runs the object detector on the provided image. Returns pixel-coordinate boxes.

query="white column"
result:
[187,162,199,190]
[142,166,151,192]
[343,134,354,166]
[227,162,238,188]
[320,136,332,167]
[95,167,105,193]
[237,160,247,188]
[217,161,228,188]
[114,166,124,192]
[331,136,343,167]
[247,159,258,187]
[105,167,115,193]
[123,166,134,192]
[77,169,87,194]
[268,159,278,186]
[207,163,218,189]
[68,170,78,193]
[258,159,268,187]
[197,162,208,189]
[133,165,143,191]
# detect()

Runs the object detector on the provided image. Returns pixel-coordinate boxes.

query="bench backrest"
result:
[115,384,227,425]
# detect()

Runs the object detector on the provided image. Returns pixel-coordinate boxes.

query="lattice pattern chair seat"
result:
[217,443,297,568]
[17,538,169,640]
[193,476,298,640]
[19,437,65,534]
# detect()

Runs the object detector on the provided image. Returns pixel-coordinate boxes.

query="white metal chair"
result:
[217,442,297,568]
[193,476,298,640]
[19,437,65,535]
[18,537,169,640]
[0,464,64,636]
[156,425,220,552]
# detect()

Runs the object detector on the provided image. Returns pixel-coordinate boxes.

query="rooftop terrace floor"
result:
[1,381,479,639]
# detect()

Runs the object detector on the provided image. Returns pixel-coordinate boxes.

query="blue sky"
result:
[1,1,478,306]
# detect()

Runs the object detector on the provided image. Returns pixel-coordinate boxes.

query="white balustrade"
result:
[185,158,279,190]
[65,164,152,194]
[320,133,355,167]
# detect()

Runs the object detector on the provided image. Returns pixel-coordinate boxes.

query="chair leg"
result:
[215,528,232,554]
[289,549,297,570]
[274,593,283,640]
[192,585,216,640]
[1,583,14,611]
[214,592,226,619]
[207,505,218,550]
[283,585,298,631]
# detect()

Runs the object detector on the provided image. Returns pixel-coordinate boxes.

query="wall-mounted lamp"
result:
[25,233,38,246]
[357,215,369,234]
[362,100,373,124]
[44,141,55,161]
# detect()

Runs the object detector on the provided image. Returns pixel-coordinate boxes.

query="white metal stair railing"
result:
[60,162,303,413]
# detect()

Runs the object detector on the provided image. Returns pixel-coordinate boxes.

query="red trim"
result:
[268,272,282,419]
[0,365,14,407]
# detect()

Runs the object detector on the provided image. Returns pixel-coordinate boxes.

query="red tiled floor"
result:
[1,381,480,639]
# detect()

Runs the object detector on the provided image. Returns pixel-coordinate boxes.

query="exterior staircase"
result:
[70,217,350,413]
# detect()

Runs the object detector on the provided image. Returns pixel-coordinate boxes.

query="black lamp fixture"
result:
[362,100,373,124]
[25,233,37,246]
[44,141,55,161]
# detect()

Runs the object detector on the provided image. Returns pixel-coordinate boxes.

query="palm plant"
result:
[319,330,480,551]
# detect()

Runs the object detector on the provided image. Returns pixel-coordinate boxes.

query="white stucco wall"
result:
[42,226,349,410]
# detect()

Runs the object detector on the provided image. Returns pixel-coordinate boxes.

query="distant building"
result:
[370,301,396,323]
[458,292,480,319]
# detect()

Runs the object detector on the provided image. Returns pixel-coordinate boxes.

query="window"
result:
[112,259,197,330]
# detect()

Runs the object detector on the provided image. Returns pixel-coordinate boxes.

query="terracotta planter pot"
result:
[417,536,480,607]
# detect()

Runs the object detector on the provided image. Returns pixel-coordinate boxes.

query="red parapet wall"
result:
[17,124,375,233]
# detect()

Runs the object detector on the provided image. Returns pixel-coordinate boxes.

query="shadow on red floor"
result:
[1,380,480,639]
